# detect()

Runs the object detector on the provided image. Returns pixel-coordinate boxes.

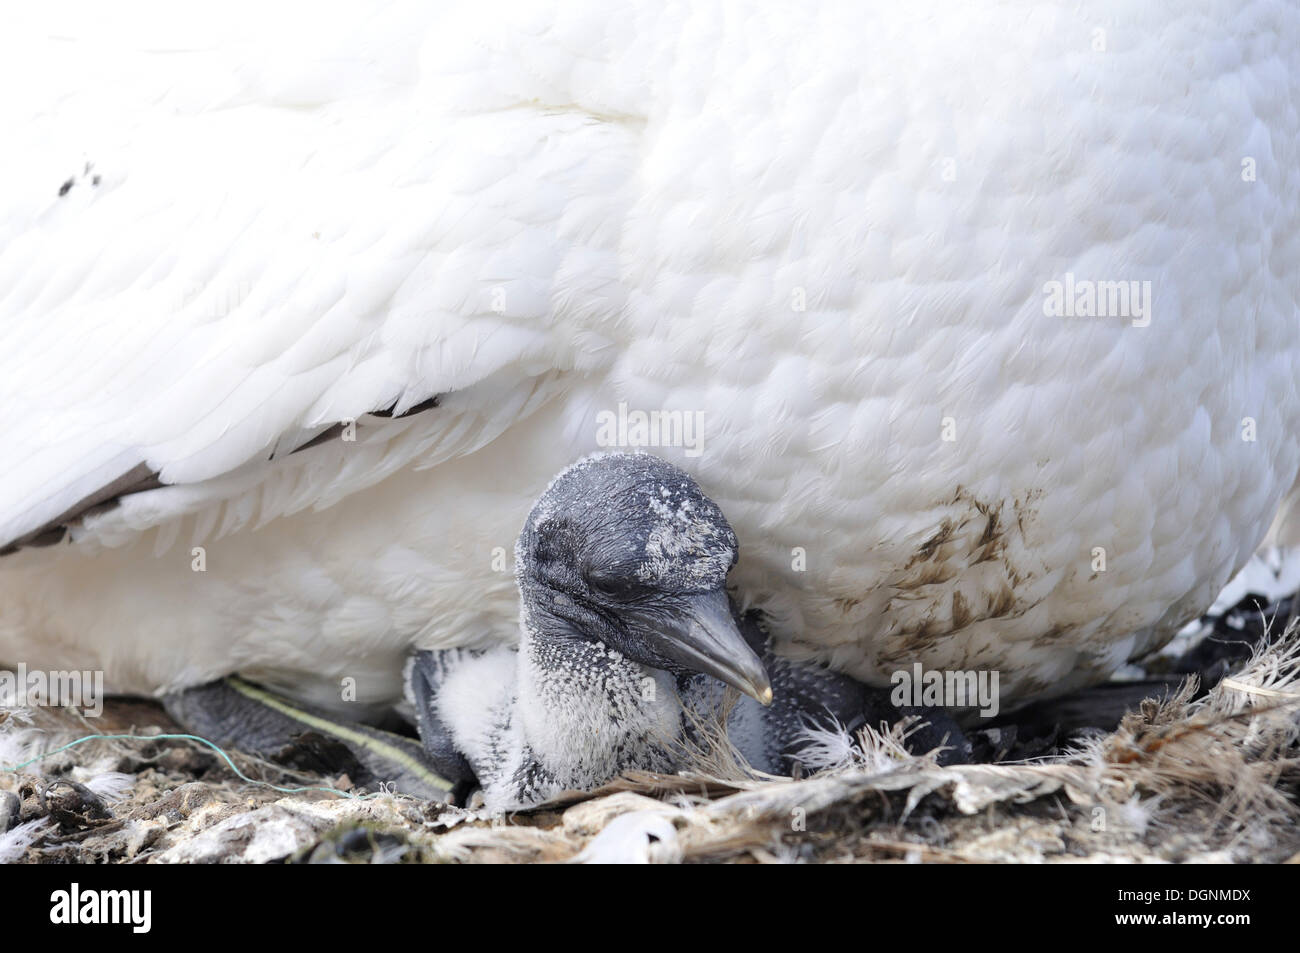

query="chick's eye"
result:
[585,567,622,594]
[586,565,651,599]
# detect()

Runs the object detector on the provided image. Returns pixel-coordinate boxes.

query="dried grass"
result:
[3,620,1299,863]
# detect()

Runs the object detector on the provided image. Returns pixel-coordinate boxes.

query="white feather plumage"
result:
[0,1,1297,714]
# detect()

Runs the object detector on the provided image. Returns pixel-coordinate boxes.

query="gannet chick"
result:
[407,452,897,810]
[162,447,961,800]
[158,451,957,806]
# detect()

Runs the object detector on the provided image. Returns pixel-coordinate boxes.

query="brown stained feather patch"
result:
[903,489,1015,573]
[876,489,1048,660]
[907,519,956,569]
[951,590,972,629]
[897,559,960,591]
[1031,624,1071,647]
[984,582,1020,620]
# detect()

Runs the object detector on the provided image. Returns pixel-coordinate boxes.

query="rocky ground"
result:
[3,587,1299,864]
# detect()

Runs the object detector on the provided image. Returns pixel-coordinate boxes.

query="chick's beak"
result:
[630,589,772,705]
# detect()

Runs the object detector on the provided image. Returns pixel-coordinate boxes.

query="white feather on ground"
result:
[0,819,50,864]
[572,808,683,864]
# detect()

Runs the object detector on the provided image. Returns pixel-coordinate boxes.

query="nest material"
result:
[3,620,1299,864]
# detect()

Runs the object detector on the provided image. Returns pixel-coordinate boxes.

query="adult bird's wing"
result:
[0,1,640,553]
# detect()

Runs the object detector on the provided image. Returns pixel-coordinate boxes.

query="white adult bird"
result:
[1,0,1298,727]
